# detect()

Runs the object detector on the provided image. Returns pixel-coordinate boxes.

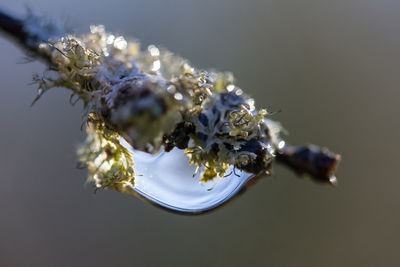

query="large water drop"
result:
[120,139,255,214]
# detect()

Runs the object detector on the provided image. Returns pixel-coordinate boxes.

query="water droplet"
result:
[113,36,127,50]
[329,176,338,185]
[235,89,243,95]
[248,98,255,111]
[106,35,115,45]
[151,60,161,72]
[167,85,176,93]
[90,25,105,34]
[148,45,160,57]
[174,92,183,101]
[226,84,235,92]
[278,140,285,149]
[119,139,255,213]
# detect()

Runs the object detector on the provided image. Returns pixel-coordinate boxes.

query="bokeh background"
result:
[0,0,399,266]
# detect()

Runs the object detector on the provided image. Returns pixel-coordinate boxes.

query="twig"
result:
[0,7,60,63]
[276,144,341,184]
[0,8,26,45]
[0,8,341,185]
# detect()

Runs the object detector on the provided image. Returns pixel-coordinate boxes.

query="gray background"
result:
[0,0,399,266]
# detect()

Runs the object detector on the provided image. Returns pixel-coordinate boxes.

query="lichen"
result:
[77,114,135,190]
[33,24,283,189]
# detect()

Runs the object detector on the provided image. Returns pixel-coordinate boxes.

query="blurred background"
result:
[0,0,399,266]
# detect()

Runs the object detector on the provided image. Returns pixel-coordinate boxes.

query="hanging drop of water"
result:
[119,138,255,214]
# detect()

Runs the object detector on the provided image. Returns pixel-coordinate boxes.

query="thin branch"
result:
[0,7,60,63]
[0,8,27,45]
[0,8,341,185]
[276,144,341,185]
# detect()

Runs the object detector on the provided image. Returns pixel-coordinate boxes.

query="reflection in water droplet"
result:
[119,139,255,213]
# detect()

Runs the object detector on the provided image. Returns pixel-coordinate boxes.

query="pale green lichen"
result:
[32,24,282,189]
[77,113,135,190]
